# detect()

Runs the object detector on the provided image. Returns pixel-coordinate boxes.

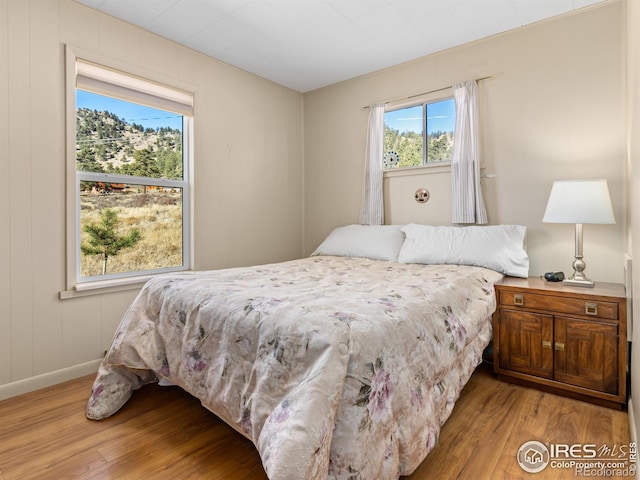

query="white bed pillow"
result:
[311,224,405,262]
[398,224,529,277]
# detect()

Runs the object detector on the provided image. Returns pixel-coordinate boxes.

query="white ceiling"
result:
[73,0,609,93]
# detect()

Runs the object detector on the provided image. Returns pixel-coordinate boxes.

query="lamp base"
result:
[563,277,595,288]
[566,229,594,287]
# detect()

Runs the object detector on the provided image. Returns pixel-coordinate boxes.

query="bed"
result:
[86,223,529,479]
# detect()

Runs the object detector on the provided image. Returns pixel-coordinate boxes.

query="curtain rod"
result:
[361,74,495,110]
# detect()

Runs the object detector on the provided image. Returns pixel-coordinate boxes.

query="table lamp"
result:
[542,179,615,287]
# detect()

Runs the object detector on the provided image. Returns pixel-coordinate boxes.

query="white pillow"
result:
[311,224,405,262]
[398,224,529,277]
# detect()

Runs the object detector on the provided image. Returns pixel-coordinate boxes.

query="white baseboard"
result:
[0,359,102,401]
[625,254,633,340]
[630,396,638,444]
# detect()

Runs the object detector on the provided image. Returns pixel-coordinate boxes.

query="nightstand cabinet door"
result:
[498,309,553,379]
[553,316,619,394]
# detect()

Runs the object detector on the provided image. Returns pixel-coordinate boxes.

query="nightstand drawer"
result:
[498,291,618,320]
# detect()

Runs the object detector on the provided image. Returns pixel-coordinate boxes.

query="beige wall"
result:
[0,0,629,400]
[0,0,304,398]
[626,0,640,442]
[303,2,626,285]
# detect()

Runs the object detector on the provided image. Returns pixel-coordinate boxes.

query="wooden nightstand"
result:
[493,277,627,409]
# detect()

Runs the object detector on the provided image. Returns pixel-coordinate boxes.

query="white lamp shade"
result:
[542,179,615,224]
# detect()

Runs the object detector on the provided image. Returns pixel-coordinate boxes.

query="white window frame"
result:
[63,46,194,298]
[383,93,455,173]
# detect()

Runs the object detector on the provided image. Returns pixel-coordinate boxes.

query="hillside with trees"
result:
[76,107,183,180]
[76,107,184,277]
[383,124,454,168]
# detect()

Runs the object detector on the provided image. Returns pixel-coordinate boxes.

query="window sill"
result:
[383,162,451,178]
[59,274,156,300]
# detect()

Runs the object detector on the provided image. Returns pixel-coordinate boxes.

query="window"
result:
[66,52,193,292]
[383,98,455,169]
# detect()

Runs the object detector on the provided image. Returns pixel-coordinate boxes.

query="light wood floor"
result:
[0,363,630,480]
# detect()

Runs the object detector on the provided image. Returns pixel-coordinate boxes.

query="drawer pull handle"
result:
[514,294,524,306]
[542,340,552,349]
[555,342,565,351]
[585,303,598,316]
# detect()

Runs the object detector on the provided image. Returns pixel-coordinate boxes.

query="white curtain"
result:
[359,103,385,225]
[451,80,488,224]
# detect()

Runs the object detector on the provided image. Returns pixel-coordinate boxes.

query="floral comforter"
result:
[86,256,502,479]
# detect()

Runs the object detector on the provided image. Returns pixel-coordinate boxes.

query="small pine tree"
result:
[81,208,142,275]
